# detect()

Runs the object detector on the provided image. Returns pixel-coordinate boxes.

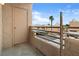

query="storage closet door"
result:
[13,7,28,45]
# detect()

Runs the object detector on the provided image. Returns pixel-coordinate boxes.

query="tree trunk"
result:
[51,20,52,31]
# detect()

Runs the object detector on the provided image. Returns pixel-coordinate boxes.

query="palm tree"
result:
[49,16,54,31]
[65,24,69,32]
[47,24,50,26]
[64,24,69,32]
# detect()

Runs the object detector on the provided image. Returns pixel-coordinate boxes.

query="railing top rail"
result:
[31,26,79,28]
[32,29,60,34]
[31,26,60,28]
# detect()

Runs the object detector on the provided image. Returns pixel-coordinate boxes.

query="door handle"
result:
[14,27,16,29]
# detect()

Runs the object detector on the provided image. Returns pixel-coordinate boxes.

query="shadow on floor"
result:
[1,43,43,56]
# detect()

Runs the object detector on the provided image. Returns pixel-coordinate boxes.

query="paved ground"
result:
[1,43,43,56]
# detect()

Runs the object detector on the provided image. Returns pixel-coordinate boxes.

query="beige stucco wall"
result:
[2,3,32,48]
[2,5,13,48]
[0,4,2,55]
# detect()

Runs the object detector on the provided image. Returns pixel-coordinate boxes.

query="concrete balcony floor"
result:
[2,43,43,56]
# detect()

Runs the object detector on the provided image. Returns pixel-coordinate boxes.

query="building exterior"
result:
[69,20,79,32]
[69,20,79,27]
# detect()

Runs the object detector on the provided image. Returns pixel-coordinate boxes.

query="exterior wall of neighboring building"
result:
[69,20,79,32]
[2,3,32,48]
[69,20,79,27]
[32,26,60,32]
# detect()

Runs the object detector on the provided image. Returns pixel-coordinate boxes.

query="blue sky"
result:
[32,3,79,26]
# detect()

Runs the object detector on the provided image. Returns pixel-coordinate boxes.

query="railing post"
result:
[60,12,63,56]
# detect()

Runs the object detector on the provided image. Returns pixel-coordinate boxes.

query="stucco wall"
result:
[2,5,13,48]
[0,4,2,55]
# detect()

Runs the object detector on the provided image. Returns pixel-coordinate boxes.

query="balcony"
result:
[1,25,79,56]
[0,4,79,56]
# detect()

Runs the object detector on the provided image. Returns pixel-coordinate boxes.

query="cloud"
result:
[32,11,41,16]
[32,11,49,25]
[57,9,79,24]
[58,9,79,15]
[72,9,79,15]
